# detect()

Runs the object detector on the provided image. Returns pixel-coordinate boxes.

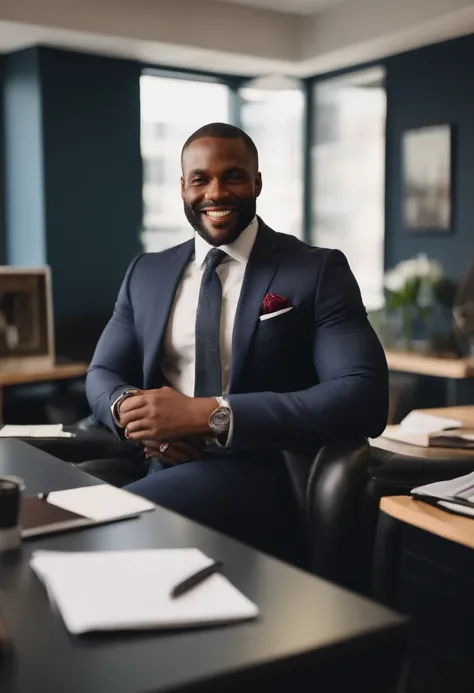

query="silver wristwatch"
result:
[111,389,139,427]
[209,397,231,437]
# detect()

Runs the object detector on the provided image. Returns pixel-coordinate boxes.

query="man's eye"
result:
[226,172,245,182]
[192,177,205,185]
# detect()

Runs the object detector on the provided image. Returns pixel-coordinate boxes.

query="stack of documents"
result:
[380,411,471,448]
[412,470,474,518]
[31,549,259,634]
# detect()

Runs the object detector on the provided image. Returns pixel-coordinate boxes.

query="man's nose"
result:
[205,178,228,200]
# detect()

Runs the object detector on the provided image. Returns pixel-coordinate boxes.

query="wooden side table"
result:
[373,404,474,460]
[385,349,474,406]
[0,361,89,422]
[374,495,474,693]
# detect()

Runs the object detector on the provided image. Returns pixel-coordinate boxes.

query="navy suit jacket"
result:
[86,220,389,455]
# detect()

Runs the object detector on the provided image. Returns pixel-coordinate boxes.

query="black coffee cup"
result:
[0,476,24,551]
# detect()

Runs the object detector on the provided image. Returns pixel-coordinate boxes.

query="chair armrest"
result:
[284,437,374,593]
[19,416,137,463]
[368,441,474,495]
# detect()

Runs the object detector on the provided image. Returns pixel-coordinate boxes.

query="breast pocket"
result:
[256,306,298,339]
[247,307,311,391]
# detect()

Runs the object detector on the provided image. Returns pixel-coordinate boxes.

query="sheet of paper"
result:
[379,426,430,446]
[30,549,259,634]
[412,470,474,503]
[0,424,74,438]
[399,411,462,435]
[438,500,474,518]
[46,484,155,522]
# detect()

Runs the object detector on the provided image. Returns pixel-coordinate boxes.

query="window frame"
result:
[306,60,387,261]
[138,59,386,272]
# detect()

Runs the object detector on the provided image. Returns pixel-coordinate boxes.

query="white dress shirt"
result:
[161,217,259,398]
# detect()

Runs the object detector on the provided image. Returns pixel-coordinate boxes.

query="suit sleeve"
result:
[85,255,145,435]
[227,250,389,452]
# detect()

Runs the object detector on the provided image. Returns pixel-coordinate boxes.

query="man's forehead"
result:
[182,137,253,171]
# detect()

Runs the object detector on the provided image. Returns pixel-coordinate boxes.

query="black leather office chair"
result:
[285,439,375,593]
[285,438,474,595]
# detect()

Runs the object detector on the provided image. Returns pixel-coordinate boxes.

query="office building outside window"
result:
[239,76,304,239]
[311,67,386,311]
[140,75,230,253]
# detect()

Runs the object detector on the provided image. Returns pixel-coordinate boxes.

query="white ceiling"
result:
[218,0,345,14]
[2,0,474,78]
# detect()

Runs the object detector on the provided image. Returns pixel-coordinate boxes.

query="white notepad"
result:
[0,424,74,438]
[30,549,259,634]
[46,484,156,523]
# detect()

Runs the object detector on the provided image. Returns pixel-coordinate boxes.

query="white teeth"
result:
[206,210,232,218]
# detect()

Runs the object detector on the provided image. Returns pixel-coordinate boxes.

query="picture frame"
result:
[402,124,453,233]
[0,267,55,373]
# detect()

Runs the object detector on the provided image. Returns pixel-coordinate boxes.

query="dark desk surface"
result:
[0,440,407,693]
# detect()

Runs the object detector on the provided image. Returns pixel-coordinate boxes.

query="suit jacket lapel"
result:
[144,240,194,386]
[229,222,282,392]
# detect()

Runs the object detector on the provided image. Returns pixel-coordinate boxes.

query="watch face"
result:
[210,407,230,434]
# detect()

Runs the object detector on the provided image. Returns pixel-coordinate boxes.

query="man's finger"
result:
[169,441,202,459]
[119,407,148,428]
[126,428,155,441]
[155,446,190,465]
[144,439,202,458]
[144,440,201,464]
[163,448,189,464]
[119,394,148,415]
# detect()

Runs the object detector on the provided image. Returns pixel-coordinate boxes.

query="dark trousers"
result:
[77,450,304,565]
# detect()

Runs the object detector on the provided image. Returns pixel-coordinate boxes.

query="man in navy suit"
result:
[85,122,388,561]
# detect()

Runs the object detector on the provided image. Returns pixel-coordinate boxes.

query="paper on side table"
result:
[380,410,463,447]
[399,411,462,434]
[0,424,74,438]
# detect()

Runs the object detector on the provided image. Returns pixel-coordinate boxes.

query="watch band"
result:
[111,389,139,427]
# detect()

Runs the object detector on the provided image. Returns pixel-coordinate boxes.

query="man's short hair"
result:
[181,122,259,168]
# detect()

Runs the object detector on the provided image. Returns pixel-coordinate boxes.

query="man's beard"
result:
[183,198,256,247]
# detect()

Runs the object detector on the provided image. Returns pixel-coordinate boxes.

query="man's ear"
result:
[255,172,263,198]
[180,176,185,199]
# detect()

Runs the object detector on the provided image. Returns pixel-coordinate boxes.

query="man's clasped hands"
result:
[117,387,217,465]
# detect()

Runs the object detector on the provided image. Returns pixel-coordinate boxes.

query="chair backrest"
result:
[285,437,374,594]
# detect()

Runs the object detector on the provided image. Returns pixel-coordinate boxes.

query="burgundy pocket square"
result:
[261,293,293,316]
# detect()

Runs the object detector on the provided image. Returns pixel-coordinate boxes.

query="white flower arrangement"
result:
[382,255,456,350]
[384,254,443,295]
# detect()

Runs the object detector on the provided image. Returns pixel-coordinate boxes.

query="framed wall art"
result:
[402,124,453,232]
[0,267,54,372]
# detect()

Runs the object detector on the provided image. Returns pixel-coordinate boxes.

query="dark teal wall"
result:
[40,48,143,319]
[3,48,46,267]
[385,35,474,280]
[2,47,143,319]
[0,54,5,263]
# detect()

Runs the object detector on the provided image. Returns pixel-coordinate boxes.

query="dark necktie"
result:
[148,248,226,475]
[194,248,226,397]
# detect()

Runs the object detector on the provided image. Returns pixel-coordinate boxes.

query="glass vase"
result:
[397,304,417,351]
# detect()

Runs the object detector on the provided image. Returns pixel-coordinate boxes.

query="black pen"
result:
[171,561,223,599]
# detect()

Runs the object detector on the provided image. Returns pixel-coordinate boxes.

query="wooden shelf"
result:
[385,349,474,379]
[0,362,88,387]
